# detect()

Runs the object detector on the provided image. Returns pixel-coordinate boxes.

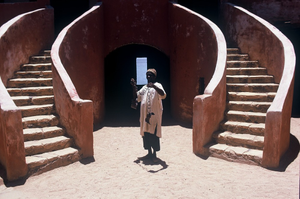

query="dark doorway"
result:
[104,44,171,126]
[50,0,89,36]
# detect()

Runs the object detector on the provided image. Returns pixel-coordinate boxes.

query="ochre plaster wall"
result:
[102,0,170,57]
[0,8,54,181]
[225,0,300,25]
[169,4,219,122]
[0,0,50,26]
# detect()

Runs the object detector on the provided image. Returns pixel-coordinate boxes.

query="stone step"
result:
[207,143,263,166]
[227,101,272,112]
[11,95,54,106]
[227,54,249,61]
[227,83,279,92]
[227,92,276,102]
[7,86,53,96]
[220,120,265,136]
[26,147,80,176]
[24,136,73,156]
[212,131,264,150]
[23,126,65,141]
[7,78,52,88]
[226,75,274,83]
[227,48,240,54]
[19,104,54,117]
[14,70,52,78]
[21,63,52,71]
[39,50,51,56]
[226,67,268,75]
[226,110,266,123]
[227,60,259,68]
[22,114,59,129]
[29,55,51,64]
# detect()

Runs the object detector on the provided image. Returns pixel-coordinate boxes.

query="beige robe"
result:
[137,82,166,138]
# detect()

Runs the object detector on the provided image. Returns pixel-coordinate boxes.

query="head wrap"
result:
[146,68,157,77]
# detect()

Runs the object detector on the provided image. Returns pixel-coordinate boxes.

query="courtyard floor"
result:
[0,118,299,199]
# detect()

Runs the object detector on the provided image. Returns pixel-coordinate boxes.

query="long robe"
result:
[137,82,166,138]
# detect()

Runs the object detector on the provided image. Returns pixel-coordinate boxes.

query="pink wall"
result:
[0,7,54,181]
[0,0,50,26]
[222,3,296,168]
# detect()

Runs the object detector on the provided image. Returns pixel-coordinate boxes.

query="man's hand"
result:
[130,78,136,86]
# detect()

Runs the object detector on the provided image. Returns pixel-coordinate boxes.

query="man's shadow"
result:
[134,157,168,173]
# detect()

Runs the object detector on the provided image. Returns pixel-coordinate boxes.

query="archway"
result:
[104,44,171,126]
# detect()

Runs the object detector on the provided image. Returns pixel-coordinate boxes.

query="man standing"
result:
[131,68,166,162]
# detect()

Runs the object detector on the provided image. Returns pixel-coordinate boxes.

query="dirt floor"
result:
[0,118,299,199]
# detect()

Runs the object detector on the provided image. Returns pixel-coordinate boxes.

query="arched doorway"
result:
[104,44,171,126]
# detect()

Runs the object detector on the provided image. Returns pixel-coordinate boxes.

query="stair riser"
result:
[7,79,52,88]
[227,55,249,61]
[25,139,73,156]
[226,114,266,123]
[227,85,278,92]
[208,147,262,166]
[227,93,275,102]
[21,64,52,71]
[14,71,52,78]
[220,123,264,136]
[22,117,59,129]
[227,48,240,54]
[29,57,51,64]
[227,61,259,68]
[8,88,53,96]
[227,68,267,75]
[24,128,65,142]
[13,96,54,106]
[21,106,55,117]
[27,150,80,176]
[213,135,264,150]
[226,77,274,83]
[227,103,270,113]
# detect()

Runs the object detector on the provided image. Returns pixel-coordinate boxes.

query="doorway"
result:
[104,44,171,126]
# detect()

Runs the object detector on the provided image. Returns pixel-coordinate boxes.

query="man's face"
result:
[146,72,156,83]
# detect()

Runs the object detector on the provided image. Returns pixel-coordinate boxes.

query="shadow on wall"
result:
[104,44,171,127]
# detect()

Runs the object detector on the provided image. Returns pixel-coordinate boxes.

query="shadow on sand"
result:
[134,157,169,173]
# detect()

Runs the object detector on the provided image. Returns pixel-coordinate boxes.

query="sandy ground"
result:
[0,118,299,199]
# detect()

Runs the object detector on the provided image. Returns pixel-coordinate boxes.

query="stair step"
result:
[227,60,259,68]
[227,67,268,75]
[207,143,263,165]
[220,120,265,136]
[7,86,53,96]
[227,54,249,61]
[14,70,52,78]
[24,126,65,141]
[39,50,51,56]
[11,95,54,106]
[21,63,52,71]
[29,55,51,64]
[227,92,276,102]
[227,83,279,92]
[26,147,80,175]
[213,131,264,150]
[227,48,240,54]
[19,104,54,117]
[7,78,52,88]
[226,110,266,123]
[226,75,274,83]
[22,114,59,129]
[227,101,271,112]
[24,136,73,156]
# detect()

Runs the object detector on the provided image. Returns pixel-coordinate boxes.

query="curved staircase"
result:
[206,48,279,165]
[6,50,80,176]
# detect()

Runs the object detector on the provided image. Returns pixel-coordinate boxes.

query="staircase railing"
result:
[50,6,99,159]
[222,3,296,168]
[0,7,54,181]
[192,13,227,156]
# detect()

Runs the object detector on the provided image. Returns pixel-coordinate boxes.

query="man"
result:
[131,68,166,162]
